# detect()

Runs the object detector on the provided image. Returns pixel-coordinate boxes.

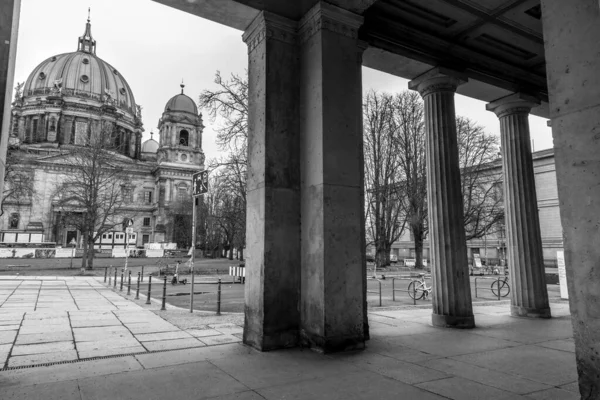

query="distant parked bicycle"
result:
[491,275,510,297]
[408,273,432,300]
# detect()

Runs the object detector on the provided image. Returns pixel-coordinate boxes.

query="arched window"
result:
[177,183,188,202]
[179,129,189,146]
[9,213,19,229]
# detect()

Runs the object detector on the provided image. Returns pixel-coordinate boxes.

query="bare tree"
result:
[54,125,133,269]
[363,91,407,271]
[391,91,428,269]
[199,71,248,258]
[456,117,503,240]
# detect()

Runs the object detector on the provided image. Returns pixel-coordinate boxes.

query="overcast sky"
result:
[14,0,553,159]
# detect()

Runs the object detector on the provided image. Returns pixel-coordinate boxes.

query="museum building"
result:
[0,18,205,248]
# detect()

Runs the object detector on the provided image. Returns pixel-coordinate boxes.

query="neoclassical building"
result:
[0,18,205,248]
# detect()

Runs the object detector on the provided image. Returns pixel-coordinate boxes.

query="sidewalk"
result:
[0,276,579,399]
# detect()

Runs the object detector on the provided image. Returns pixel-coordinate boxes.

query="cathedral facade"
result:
[0,19,205,249]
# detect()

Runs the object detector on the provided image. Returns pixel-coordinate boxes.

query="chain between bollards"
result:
[104,267,108,282]
[146,275,152,305]
[127,271,132,295]
[161,276,167,311]
[120,270,124,291]
[135,272,141,300]
[216,278,222,316]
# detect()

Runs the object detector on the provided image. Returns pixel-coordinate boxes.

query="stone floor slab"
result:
[78,345,147,359]
[134,343,252,369]
[77,360,249,400]
[0,379,82,400]
[8,350,78,367]
[415,376,513,400]
[525,387,580,399]
[12,341,75,356]
[135,330,192,342]
[142,338,205,351]
[200,334,241,346]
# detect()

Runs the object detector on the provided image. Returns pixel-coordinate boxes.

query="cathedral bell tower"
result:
[157,83,204,166]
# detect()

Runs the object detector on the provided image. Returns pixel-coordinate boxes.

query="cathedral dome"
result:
[22,18,137,116]
[141,136,159,153]
[164,84,198,115]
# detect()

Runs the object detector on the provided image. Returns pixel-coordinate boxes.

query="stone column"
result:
[541,0,600,396]
[487,93,550,318]
[242,12,301,351]
[298,2,367,352]
[409,68,475,328]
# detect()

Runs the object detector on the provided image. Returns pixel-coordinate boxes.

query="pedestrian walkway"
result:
[0,276,579,399]
[0,276,242,369]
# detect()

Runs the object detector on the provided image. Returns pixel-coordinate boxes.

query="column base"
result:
[300,330,365,354]
[243,327,299,351]
[511,305,552,319]
[432,313,476,329]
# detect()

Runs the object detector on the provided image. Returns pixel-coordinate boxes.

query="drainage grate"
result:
[0,342,241,372]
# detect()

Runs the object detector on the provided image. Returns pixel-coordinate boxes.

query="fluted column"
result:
[242,11,301,351]
[487,93,550,318]
[409,68,474,328]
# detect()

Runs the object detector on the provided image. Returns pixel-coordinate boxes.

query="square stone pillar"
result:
[298,2,367,352]
[541,0,600,396]
[487,93,551,319]
[409,68,475,329]
[242,12,302,351]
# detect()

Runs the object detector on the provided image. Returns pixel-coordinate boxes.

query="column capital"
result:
[299,1,364,44]
[486,93,540,118]
[242,11,298,54]
[408,67,467,97]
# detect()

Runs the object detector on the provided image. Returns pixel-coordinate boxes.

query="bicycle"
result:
[491,275,510,297]
[408,273,432,300]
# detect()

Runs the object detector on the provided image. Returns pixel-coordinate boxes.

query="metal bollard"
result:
[135,272,141,300]
[104,267,108,282]
[190,267,194,313]
[392,278,395,302]
[216,278,222,315]
[114,268,117,289]
[127,271,132,295]
[413,281,416,306]
[378,280,382,307]
[108,269,112,286]
[141,266,144,282]
[497,277,501,301]
[120,270,124,291]
[145,276,152,305]
[161,276,167,311]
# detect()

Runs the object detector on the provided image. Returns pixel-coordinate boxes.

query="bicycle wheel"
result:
[491,280,510,298]
[408,281,426,300]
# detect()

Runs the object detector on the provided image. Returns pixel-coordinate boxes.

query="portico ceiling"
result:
[152,0,549,117]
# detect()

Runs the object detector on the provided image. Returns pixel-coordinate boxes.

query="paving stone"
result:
[0,325,20,332]
[135,331,192,342]
[78,345,147,359]
[209,323,244,335]
[186,329,222,338]
[419,357,551,394]
[452,345,578,386]
[19,325,71,335]
[0,330,18,344]
[16,331,73,345]
[126,323,181,334]
[77,338,141,352]
[0,378,81,400]
[70,320,121,328]
[200,334,241,346]
[0,356,143,388]
[535,339,575,353]
[134,343,252,369]
[12,341,75,356]
[525,387,580,400]
[142,338,205,351]
[8,350,78,367]
[416,376,513,400]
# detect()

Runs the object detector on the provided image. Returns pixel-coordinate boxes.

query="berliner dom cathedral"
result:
[1,16,205,248]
